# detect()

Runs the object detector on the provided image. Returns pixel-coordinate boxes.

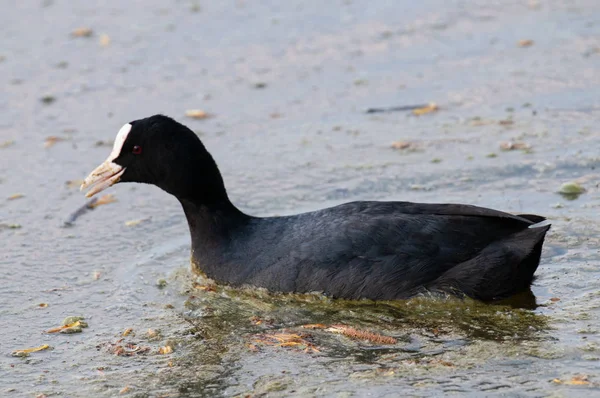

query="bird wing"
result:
[288,201,539,299]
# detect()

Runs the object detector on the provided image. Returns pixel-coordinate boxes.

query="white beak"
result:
[80,161,125,198]
[80,123,133,197]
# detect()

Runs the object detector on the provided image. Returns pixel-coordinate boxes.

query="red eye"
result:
[132,145,142,155]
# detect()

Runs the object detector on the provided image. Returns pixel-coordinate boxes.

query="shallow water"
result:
[1,0,600,396]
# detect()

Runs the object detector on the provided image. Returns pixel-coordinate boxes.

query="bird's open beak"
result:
[80,161,125,198]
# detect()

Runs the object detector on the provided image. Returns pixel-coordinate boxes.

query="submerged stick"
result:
[63,194,116,227]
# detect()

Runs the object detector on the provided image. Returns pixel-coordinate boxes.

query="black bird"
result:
[81,115,550,301]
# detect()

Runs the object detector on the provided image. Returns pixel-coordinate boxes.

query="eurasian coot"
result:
[81,115,550,301]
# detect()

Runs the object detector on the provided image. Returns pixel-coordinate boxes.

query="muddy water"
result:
[1,0,600,396]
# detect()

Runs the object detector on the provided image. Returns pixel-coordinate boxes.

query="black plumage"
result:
[82,115,551,301]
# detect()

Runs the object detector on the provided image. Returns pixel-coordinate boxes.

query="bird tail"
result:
[427,223,551,301]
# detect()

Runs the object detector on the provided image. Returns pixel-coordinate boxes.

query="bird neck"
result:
[159,146,236,206]
[179,196,249,275]
[176,153,250,243]
[163,144,251,264]
[176,157,249,241]
[179,194,248,231]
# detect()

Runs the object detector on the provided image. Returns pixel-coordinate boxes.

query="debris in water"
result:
[558,181,585,195]
[90,194,117,208]
[40,95,56,104]
[38,303,48,308]
[47,316,88,334]
[390,141,412,150]
[558,181,585,200]
[246,343,260,352]
[99,34,111,47]
[60,324,83,334]
[249,316,273,327]
[158,345,173,354]
[63,315,88,328]
[469,117,493,126]
[44,136,65,148]
[63,194,116,227]
[193,282,216,292]
[432,359,454,367]
[550,297,561,302]
[119,386,131,394]
[253,82,267,89]
[7,193,24,200]
[0,140,15,148]
[552,375,591,385]
[300,324,327,330]
[0,223,21,230]
[500,141,531,151]
[72,27,93,37]
[102,340,151,356]
[11,344,51,357]
[93,271,101,280]
[366,104,429,114]
[185,109,212,119]
[498,119,515,126]
[146,329,161,340]
[412,103,438,116]
[253,331,320,353]
[62,316,86,326]
[156,279,168,288]
[326,324,397,345]
[518,39,534,47]
[122,328,134,337]
[125,218,150,227]
[190,2,201,12]
[401,357,454,368]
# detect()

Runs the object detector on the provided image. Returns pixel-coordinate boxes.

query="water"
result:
[1,0,600,396]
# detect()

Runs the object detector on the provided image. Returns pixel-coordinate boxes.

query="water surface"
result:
[1,1,600,396]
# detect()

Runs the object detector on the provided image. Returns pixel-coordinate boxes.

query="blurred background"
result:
[1,1,600,397]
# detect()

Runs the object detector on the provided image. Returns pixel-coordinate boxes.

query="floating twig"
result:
[326,324,398,344]
[366,104,429,114]
[63,194,116,227]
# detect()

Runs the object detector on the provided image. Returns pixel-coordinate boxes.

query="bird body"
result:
[81,115,550,302]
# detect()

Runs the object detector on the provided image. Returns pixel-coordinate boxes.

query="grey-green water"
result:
[1,1,600,396]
